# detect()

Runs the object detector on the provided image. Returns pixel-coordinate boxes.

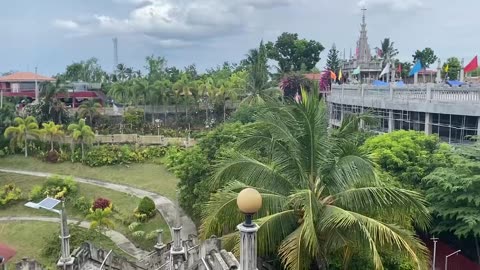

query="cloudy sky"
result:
[3,0,478,76]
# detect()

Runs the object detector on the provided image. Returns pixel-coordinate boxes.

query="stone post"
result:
[57,204,74,269]
[460,58,465,82]
[389,83,394,100]
[154,229,166,252]
[477,117,480,138]
[425,113,432,135]
[436,59,442,84]
[237,223,259,270]
[388,110,394,133]
[414,72,418,85]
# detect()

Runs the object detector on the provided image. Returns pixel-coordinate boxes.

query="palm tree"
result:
[42,121,64,151]
[173,74,194,125]
[78,100,102,126]
[40,79,68,123]
[380,38,399,65]
[68,119,95,161]
[152,79,172,125]
[86,207,115,234]
[200,91,430,270]
[133,78,151,120]
[197,77,215,126]
[0,102,15,133]
[243,41,280,105]
[4,116,42,157]
[216,77,240,122]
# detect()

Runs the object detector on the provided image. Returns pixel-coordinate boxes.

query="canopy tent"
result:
[372,80,389,86]
[447,80,465,87]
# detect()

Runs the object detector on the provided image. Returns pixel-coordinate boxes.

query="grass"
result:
[0,172,171,251]
[0,155,178,199]
[0,221,131,267]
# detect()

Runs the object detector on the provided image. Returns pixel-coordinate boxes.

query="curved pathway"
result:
[0,216,147,259]
[0,168,197,241]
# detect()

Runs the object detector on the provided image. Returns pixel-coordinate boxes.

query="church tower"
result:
[357,7,372,63]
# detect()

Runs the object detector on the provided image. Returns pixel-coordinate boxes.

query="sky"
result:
[2,0,479,76]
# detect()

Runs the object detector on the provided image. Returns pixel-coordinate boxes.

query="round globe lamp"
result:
[237,188,262,227]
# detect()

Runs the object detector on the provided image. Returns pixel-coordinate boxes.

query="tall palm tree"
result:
[243,41,280,105]
[4,116,42,157]
[133,78,151,120]
[380,38,399,65]
[216,76,241,122]
[42,121,64,151]
[173,74,194,126]
[152,79,172,125]
[86,207,115,234]
[68,119,95,161]
[197,77,215,126]
[40,78,68,123]
[200,91,430,270]
[78,100,102,126]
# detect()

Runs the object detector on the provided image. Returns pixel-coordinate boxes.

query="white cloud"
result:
[53,19,79,30]
[358,0,423,11]
[53,0,294,46]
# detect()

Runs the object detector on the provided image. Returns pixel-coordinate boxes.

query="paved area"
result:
[0,216,148,259]
[0,168,197,241]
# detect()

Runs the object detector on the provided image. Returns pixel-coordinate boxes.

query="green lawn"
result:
[0,156,178,199]
[0,221,130,267]
[0,172,171,251]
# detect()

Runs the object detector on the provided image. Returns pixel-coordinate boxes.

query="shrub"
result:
[92,197,112,211]
[29,175,78,201]
[134,196,156,221]
[83,144,167,167]
[73,196,91,215]
[0,184,22,206]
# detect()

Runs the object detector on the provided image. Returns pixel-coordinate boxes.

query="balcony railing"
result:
[330,84,480,103]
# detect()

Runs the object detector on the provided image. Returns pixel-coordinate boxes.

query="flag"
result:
[330,70,337,80]
[409,60,422,76]
[338,69,343,80]
[444,64,449,73]
[397,64,402,74]
[352,66,361,75]
[379,63,390,77]
[464,56,478,73]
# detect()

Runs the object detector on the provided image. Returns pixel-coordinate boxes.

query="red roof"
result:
[304,73,322,80]
[0,72,55,82]
[0,243,16,263]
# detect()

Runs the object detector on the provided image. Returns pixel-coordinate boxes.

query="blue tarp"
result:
[396,81,405,86]
[372,80,389,86]
[447,80,465,87]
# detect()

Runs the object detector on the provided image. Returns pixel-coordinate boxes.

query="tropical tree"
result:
[67,119,95,161]
[197,77,216,126]
[0,102,15,133]
[442,57,462,80]
[86,207,115,234]
[412,48,438,69]
[133,78,152,119]
[173,74,194,125]
[200,91,430,270]
[109,81,133,104]
[243,42,280,105]
[42,121,64,151]
[4,116,42,157]
[379,38,399,64]
[152,79,172,125]
[216,76,240,122]
[78,100,102,126]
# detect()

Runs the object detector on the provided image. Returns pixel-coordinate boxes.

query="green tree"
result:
[201,92,429,270]
[86,207,115,234]
[326,44,340,74]
[412,48,438,69]
[242,42,280,105]
[109,81,134,104]
[4,116,42,157]
[145,55,166,81]
[152,79,172,125]
[133,78,152,119]
[380,38,399,64]
[0,102,15,133]
[423,143,480,263]
[394,60,412,80]
[78,100,102,126]
[173,74,195,125]
[63,58,106,83]
[42,121,64,151]
[442,57,462,80]
[361,130,450,187]
[68,119,95,161]
[266,33,325,73]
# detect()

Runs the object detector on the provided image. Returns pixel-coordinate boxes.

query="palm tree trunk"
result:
[185,100,189,127]
[50,138,54,152]
[163,99,168,126]
[205,99,209,127]
[175,103,178,124]
[223,97,226,122]
[81,142,85,161]
[24,135,28,157]
[476,236,480,264]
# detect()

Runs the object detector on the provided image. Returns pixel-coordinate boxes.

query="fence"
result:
[43,134,195,147]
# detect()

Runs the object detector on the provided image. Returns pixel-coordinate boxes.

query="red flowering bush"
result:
[92,198,112,211]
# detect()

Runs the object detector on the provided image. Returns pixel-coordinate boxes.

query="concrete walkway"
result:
[0,168,197,241]
[0,216,148,259]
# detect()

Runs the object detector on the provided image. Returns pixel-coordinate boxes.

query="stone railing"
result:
[330,83,480,103]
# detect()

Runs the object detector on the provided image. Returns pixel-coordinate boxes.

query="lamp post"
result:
[431,237,438,270]
[155,119,161,136]
[445,250,461,270]
[25,198,74,269]
[237,188,262,270]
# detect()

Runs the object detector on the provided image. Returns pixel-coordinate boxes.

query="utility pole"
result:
[431,236,438,270]
[34,66,38,103]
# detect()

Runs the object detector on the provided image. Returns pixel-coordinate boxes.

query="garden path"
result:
[0,168,197,242]
[0,216,148,259]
